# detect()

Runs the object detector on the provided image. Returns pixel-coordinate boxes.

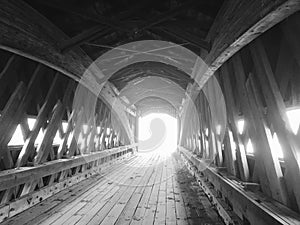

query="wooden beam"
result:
[0,82,26,170]
[154,26,210,51]
[60,26,113,53]
[0,0,94,81]
[0,145,135,192]
[220,64,249,181]
[275,40,294,100]
[16,73,62,167]
[134,0,195,33]
[57,112,74,159]
[179,147,300,225]
[249,39,300,209]
[67,109,85,157]
[246,74,290,206]
[281,13,300,68]
[43,0,156,52]
[0,55,23,99]
[34,101,64,164]
[33,0,154,34]
[0,0,135,144]
[191,0,300,89]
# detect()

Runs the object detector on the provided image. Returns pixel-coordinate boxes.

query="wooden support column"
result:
[0,0,135,145]
[249,39,300,209]
[99,109,110,151]
[20,117,30,141]
[0,83,25,170]
[87,115,97,153]
[109,130,115,149]
[0,64,51,203]
[223,129,237,176]
[16,73,63,166]
[34,101,64,164]
[194,0,300,88]
[20,101,65,196]
[220,63,249,181]
[81,116,93,154]
[67,109,85,157]
[246,74,290,205]
[0,64,47,166]
[57,111,74,159]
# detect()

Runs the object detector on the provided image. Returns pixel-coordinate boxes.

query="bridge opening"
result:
[138,113,178,154]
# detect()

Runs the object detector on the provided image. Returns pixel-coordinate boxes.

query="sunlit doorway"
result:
[138,113,178,154]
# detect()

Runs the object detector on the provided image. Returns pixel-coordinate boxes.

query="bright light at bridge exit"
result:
[138,113,178,154]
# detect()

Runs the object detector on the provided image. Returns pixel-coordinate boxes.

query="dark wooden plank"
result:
[0,82,26,170]
[153,26,210,51]
[0,146,134,192]
[180,147,300,225]
[281,13,300,68]
[0,0,94,81]
[0,55,23,99]
[16,73,62,167]
[0,1,136,131]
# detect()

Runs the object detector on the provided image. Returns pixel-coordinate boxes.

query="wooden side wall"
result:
[180,11,300,224]
[0,49,135,222]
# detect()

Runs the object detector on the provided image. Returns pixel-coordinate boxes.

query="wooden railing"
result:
[0,144,137,222]
[179,147,300,225]
[179,13,300,215]
[0,49,138,223]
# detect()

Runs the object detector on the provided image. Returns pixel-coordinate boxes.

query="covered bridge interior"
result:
[1,0,300,224]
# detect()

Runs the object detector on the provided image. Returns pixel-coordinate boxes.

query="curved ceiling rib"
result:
[0,0,136,143]
[119,76,185,109]
[1,0,295,148]
[109,61,192,90]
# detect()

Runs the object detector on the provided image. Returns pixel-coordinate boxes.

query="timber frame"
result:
[0,0,300,224]
[179,9,300,225]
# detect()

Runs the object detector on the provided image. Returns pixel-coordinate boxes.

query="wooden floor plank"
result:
[74,155,151,225]
[1,152,224,225]
[130,157,164,225]
[166,157,177,225]
[1,156,137,225]
[44,157,140,225]
[115,156,162,225]
[152,157,168,225]
[99,163,155,224]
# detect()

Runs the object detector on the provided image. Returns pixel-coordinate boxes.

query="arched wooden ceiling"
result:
[135,97,177,117]
[119,76,185,109]
[109,61,192,90]
[18,0,224,116]
[23,0,223,59]
[1,0,297,120]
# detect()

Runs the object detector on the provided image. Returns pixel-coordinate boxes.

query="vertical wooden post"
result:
[16,73,63,166]
[0,82,25,170]
[246,74,290,205]
[220,64,249,181]
[249,39,300,209]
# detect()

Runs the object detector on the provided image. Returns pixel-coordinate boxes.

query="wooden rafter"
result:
[59,0,210,53]
[152,26,210,51]
[0,0,135,144]
[190,0,300,90]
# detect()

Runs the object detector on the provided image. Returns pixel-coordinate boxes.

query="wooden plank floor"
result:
[2,151,224,225]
